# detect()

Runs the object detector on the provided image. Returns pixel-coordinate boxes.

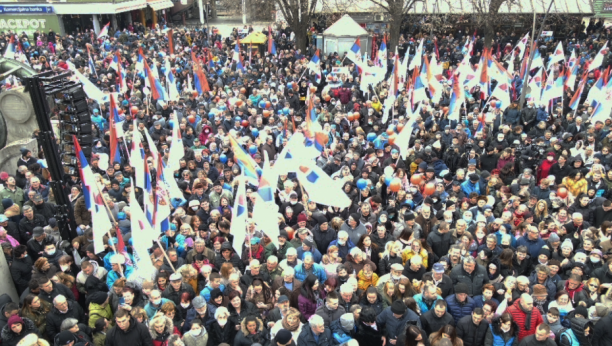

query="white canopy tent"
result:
[321,14,371,57]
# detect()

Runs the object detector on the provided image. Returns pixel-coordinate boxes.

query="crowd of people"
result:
[1,12,612,346]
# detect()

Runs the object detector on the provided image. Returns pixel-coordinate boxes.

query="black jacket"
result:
[592,206,612,228]
[456,314,488,346]
[46,300,85,339]
[206,320,237,346]
[420,308,454,336]
[105,316,154,346]
[26,234,52,261]
[427,228,452,259]
[311,225,337,255]
[0,317,39,346]
[162,282,196,307]
[450,264,490,296]
[19,215,47,245]
[10,256,33,294]
[354,319,385,346]
[38,282,75,304]
[359,293,385,316]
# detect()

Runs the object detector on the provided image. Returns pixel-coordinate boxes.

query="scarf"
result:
[518,302,533,331]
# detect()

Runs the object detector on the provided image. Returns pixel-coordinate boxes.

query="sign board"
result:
[541,31,553,37]
[604,2,612,12]
[0,14,61,36]
[0,5,54,14]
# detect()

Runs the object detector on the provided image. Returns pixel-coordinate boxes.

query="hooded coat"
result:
[1,317,39,346]
[105,316,154,346]
[233,317,269,346]
[484,316,519,346]
[148,316,180,346]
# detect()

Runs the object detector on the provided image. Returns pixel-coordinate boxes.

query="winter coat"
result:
[427,228,453,259]
[105,316,154,346]
[148,316,180,346]
[233,316,269,346]
[359,293,385,316]
[446,294,477,325]
[312,225,337,255]
[10,256,33,294]
[378,253,402,276]
[88,302,113,328]
[45,300,85,339]
[298,294,319,321]
[227,300,259,328]
[484,316,519,346]
[206,320,236,346]
[528,272,557,302]
[414,293,444,315]
[560,317,593,346]
[294,263,327,284]
[20,300,50,336]
[0,317,39,346]
[592,311,612,346]
[162,282,196,307]
[376,306,421,340]
[456,314,489,346]
[182,328,208,346]
[420,308,455,336]
[297,323,334,346]
[340,220,367,245]
[214,243,245,273]
[450,264,490,296]
[355,319,384,346]
[506,299,544,342]
[315,304,346,328]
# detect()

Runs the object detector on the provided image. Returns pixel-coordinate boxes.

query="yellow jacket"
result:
[401,248,429,268]
[562,177,588,198]
[357,270,379,291]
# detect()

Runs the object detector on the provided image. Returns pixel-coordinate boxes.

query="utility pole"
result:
[518,0,555,110]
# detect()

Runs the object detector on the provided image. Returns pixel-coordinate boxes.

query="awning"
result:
[148,0,175,11]
[53,0,147,14]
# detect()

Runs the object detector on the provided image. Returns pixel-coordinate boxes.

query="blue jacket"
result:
[473,296,499,309]
[294,263,327,284]
[160,234,187,257]
[376,306,421,340]
[445,294,476,325]
[200,284,225,302]
[106,266,134,289]
[328,239,356,259]
[461,180,481,196]
[494,231,517,248]
[413,293,443,314]
[515,236,546,259]
[144,298,172,319]
[536,107,548,122]
[528,271,557,301]
[330,318,355,344]
[102,252,135,271]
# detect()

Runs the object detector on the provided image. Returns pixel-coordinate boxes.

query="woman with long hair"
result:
[296,274,321,321]
[381,281,395,309]
[403,324,429,346]
[394,277,418,301]
[533,200,550,225]
[19,294,50,336]
[429,324,463,346]
[484,313,518,346]
[246,278,274,315]
[356,234,381,263]
[499,162,516,186]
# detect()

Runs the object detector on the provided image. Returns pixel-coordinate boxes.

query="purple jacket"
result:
[297,294,318,321]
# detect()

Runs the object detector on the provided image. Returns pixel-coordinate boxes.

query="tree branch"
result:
[370,0,391,13]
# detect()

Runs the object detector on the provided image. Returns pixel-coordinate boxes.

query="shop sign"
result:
[0,18,48,30]
[0,6,54,14]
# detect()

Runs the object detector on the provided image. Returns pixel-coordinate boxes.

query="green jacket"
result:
[0,186,24,213]
[276,242,295,261]
[88,302,113,328]
[93,332,106,346]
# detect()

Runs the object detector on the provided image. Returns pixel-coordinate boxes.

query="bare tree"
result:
[274,0,319,52]
[369,0,421,52]
[465,0,515,48]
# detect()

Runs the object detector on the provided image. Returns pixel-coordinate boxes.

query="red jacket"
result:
[506,298,543,341]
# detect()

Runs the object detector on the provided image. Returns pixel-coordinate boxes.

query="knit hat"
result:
[575,305,588,318]
[340,313,355,331]
[349,213,360,223]
[469,173,479,182]
[1,198,13,210]
[548,233,560,243]
[192,296,206,309]
[89,291,108,305]
[56,331,77,345]
[274,329,293,344]
[404,213,415,221]
[7,315,24,328]
[297,213,308,223]
[277,295,289,303]
[279,229,289,240]
[303,239,314,249]
[548,259,561,268]
[210,288,223,301]
[561,239,574,251]
[532,284,547,297]
[390,300,407,315]
[455,283,469,295]
[592,303,609,318]
[538,248,551,259]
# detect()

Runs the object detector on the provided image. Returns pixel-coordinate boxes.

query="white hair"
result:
[303,252,314,262]
[338,231,349,239]
[340,283,353,294]
[411,255,423,264]
[267,256,278,264]
[214,306,230,319]
[572,212,583,219]
[283,267,295,277]
[286,248,297,256]
[53,295,66,306]
[309,314,324,327]
[200,265,213,275]
[349,248,363,258]
[250,259,260,267]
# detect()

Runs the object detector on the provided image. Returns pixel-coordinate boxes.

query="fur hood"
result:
[1,318,37,342]
[16,334,50,346]
[148,315,174,339]
[240,316,265,335]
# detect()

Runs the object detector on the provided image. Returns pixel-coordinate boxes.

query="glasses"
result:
[589,284,598,288]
